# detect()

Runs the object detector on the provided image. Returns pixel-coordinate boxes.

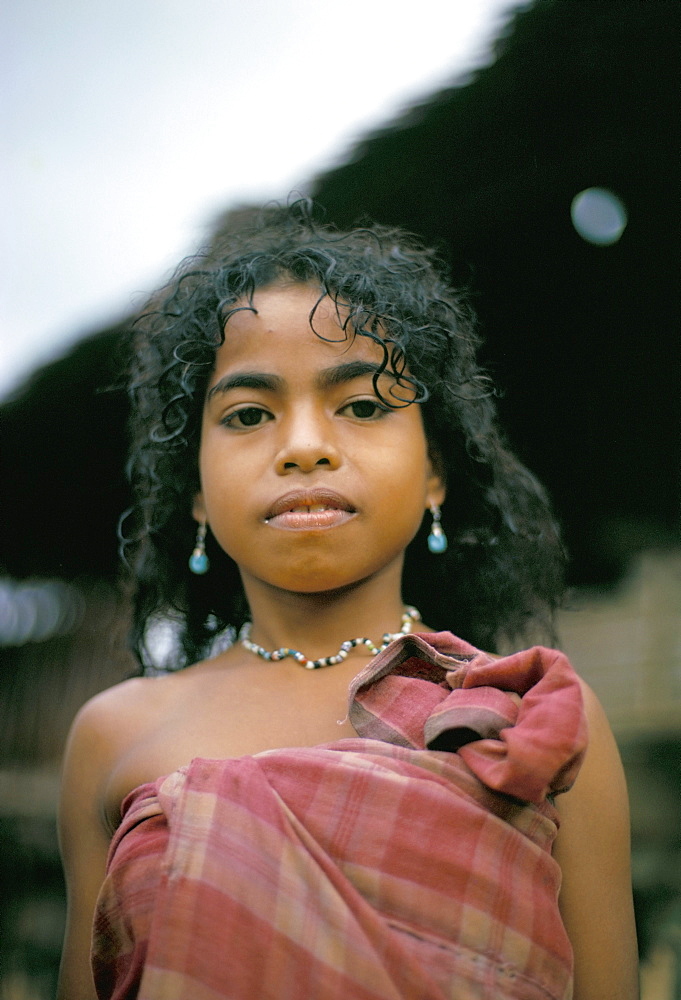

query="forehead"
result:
[212,282,383,371]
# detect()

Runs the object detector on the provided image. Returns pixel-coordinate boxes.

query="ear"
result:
[192,492,207,523]
[426,448,446,508]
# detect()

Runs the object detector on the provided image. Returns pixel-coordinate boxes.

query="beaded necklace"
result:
[238,606,421,670]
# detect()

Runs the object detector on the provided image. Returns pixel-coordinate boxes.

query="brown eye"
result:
[222,407,272,429]
[344,399,388,419]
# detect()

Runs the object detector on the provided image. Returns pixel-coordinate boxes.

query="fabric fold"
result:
[348,632,587,803]
[92,630,587,1000]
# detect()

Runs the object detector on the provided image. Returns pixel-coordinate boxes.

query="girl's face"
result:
[194,282,445,596]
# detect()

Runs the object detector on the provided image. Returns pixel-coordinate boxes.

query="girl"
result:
[58,203,638,999]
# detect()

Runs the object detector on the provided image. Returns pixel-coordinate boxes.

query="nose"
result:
[274,406,341,474]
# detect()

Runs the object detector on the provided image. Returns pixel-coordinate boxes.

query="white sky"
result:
[1,0,524,399]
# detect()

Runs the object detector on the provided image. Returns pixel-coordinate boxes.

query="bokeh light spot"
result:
[570,187,628,245]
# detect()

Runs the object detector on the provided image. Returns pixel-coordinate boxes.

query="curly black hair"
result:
[123,201,565,671]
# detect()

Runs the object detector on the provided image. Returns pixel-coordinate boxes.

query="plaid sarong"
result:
[92,632,586,999]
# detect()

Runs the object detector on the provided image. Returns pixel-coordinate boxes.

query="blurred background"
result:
[1,1,679,996]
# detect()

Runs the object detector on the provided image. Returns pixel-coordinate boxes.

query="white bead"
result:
[239,607,421,669]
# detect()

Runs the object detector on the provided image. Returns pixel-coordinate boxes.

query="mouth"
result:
[264,489,356,530]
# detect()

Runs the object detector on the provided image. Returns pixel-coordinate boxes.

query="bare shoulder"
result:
[558,676,634,843]
[71,671,172,734]
[554,676,639,1000]
[61,677,163,828]
[65,668,196,761]
[56,677,153,1000]
[575,674,620,750]
[62,668,203,838]
[56,668,205,999]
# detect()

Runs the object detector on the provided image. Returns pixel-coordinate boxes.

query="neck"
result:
[240,568,408,663]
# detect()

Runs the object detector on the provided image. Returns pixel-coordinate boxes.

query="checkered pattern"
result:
[92,634,586,999]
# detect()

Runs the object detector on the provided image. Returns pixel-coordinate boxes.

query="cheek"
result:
[197,444,240,530]
[377,442,431,525]
[202,493,251,565]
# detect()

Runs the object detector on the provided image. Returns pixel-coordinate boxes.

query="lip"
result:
[264,488,357,530]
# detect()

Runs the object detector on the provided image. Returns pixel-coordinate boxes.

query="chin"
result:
[264,564,370,595]
[276,576,358,595]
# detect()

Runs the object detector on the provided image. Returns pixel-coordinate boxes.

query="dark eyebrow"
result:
[206,361,384,401]
[316,360,384,389]
[206,371,284,400]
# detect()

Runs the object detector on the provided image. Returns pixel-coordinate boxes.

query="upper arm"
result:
[553,679,639,1000]
[57,699,117,1000]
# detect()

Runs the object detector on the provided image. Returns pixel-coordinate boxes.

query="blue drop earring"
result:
[427,503,448,554]
[189,520,210,574]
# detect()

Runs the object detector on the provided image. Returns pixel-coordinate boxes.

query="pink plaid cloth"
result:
[92,632,586,999]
